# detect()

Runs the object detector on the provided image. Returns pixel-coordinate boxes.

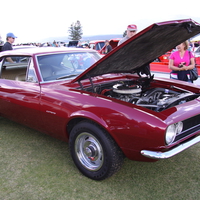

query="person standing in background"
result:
[168,40,195,83]
[118,24,137,46]
[2,32,17,63]
[104,40,112,54]
[2,32,17,51]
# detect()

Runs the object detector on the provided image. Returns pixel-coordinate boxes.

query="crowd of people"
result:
[1,25,200,83]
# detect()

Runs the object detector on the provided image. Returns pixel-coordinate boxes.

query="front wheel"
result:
[69,120,124,180]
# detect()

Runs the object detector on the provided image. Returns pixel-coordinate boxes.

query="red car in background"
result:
[155,50,173,62]
[89,40,105,53]
[99,38,121,54]
[89,39,121,55]
[151,47,200,75]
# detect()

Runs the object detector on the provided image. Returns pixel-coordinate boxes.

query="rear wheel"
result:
[69,120,124,180]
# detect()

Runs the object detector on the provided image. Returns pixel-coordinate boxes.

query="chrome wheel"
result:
[69,120,124,180]
[75,132,103,171]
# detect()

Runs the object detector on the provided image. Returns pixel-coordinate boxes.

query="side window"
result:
[96,43,100,50]
[0,56,30,81]
[98,42,105,50]
[27,59,38,83]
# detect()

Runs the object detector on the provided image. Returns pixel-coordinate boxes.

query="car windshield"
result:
[96,42,105,50]
[37,52,101,81]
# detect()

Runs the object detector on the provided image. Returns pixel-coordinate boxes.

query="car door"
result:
[0,55,41,129]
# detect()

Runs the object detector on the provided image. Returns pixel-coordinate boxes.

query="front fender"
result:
[69,110,109,129]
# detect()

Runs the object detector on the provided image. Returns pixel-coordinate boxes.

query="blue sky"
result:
[1,0,200,43]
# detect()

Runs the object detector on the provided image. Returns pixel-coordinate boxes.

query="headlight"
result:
[165,124,176,145]
[165,122,183,145]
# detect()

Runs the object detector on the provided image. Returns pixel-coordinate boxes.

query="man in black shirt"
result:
[2,32,17,62]
[104,40,112,54]
[2,32,17,51]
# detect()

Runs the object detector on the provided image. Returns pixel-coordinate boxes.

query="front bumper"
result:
[141,135,200,159]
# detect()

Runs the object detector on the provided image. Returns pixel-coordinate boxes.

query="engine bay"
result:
[82,76,200,112]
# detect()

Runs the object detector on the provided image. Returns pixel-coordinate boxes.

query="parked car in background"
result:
[154,49,173,62]
[0,19,200,181]
[89,40,105,52]
[151,45,200,74]
[99,38,121,54]
[67,40,79,47]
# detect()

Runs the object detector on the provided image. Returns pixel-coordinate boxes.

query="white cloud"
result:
[1,0,200,43]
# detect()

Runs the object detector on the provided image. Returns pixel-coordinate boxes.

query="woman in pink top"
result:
[169,40,195,83]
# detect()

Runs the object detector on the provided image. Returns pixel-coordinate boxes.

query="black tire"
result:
[69,120,124,180]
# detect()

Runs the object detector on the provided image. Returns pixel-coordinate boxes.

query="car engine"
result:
[88,78,200,112]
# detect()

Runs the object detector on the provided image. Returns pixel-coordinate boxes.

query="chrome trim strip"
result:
[46,110,56,115]
[141,135,200,159]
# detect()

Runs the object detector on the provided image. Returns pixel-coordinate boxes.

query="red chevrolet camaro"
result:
[0,19,200,180]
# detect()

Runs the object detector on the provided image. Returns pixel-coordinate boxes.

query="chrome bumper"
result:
[141,135,200,159]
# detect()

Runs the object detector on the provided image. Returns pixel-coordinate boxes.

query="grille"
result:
[175,114,200,142]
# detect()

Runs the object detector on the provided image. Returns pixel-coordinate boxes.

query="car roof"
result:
[0,47,97,57]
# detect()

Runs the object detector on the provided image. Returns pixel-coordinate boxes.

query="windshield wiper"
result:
[56,74,79,80]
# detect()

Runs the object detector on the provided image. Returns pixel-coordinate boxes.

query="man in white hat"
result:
[118,24,137,46]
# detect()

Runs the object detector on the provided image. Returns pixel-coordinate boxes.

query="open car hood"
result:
[72,19,200,82]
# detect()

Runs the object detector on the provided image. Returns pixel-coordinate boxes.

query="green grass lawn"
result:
[0,116,199,200]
